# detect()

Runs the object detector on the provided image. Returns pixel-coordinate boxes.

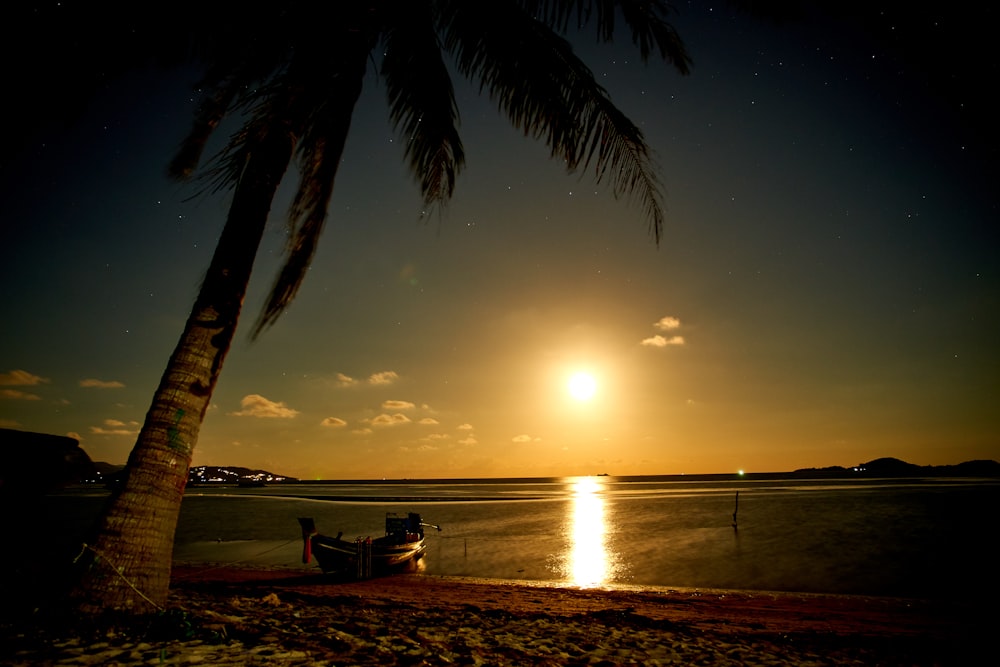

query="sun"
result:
[567,371,598,401]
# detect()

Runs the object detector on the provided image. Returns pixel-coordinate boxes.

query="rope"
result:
[171,538,299,578]
[71,537,300,601]
[73,542,165,612]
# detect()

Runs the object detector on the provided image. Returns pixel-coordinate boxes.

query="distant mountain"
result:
[793,457,1000,478]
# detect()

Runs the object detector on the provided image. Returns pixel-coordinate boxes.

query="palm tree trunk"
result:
[70,128,295,614]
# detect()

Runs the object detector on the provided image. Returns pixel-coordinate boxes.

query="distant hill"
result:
[90,464,296,486]
[187,465,296,484]
[792,457,1000,478]
[0,428,95,495]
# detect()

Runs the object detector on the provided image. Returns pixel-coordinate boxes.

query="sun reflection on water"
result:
[566,476,612,587]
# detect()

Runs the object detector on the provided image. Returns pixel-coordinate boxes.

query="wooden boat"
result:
[298,513,439,578]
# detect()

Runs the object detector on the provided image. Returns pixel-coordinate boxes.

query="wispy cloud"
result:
[654,316,681,331]
[382,399,415,410]
[368,371,399,386]
[90,418,140,436]
[336,370,399,387]
[0,369,49,386]
[228,394,300,418]
[642,315,686,347]
[456,423,474,431]
[418,417,439,425]
[399,443,439,453]
[0,389,42,400]
[641,334,685,347]
[369,413,411,426]
[80,378,126,389]
[335,373,357,387]
[320,417,347,427]
[512,434,540,443]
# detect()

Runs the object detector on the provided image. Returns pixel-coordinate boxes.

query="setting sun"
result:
[567,372,598,401]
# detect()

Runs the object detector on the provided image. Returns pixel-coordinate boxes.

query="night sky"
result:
[1,3,996,479]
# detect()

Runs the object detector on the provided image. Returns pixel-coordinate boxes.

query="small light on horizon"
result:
[737,470,745,476]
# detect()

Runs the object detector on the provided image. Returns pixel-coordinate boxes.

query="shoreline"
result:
[4,563,986,665]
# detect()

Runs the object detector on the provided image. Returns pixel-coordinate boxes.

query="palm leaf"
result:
[519,0,691,70]
[251,38,374,337]
[437,0,665,240]
[382,3,466,211]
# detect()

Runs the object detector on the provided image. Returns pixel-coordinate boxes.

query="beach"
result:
[2,564,985,666]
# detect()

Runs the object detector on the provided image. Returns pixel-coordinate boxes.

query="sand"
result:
[1,564,988,666]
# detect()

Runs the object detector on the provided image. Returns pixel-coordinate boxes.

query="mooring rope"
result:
[70,537,300,603]
[170,538,300,578]
[72,542,165,612]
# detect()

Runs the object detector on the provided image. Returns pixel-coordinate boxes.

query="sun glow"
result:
[567,372,597,401]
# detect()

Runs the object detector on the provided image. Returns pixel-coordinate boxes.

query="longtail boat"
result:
[298,513,439,578]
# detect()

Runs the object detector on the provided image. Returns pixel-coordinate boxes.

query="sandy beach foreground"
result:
[2,564,988,666]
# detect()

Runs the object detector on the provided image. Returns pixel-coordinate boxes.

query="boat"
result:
[297,513,439,578]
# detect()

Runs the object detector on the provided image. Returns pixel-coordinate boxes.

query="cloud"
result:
[228,394,300,418]
[458,436,478,446]
[0,369,49,386]
[89,418,140,436]
[369,413,411,427]
[0,389,42,400]
[368,371,399,385]
[418,417,439,425]
[456,423,474,431]
[80,378,126,389]
[399,443,438,453]
[641,335,686,348]
[420,433,450,441]
[0,418,21,428]
[654,316,681,330]
[321,417,348,427]
[335,373,357,387]
[511,434,540,443]
[382,400,415,410]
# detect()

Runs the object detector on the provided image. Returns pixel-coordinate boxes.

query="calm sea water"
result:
[46,475,1000,599]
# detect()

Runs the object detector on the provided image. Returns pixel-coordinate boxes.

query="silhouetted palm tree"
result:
[70,0,693,613]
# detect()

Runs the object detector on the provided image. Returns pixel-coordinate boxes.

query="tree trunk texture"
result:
[70,130,294,614]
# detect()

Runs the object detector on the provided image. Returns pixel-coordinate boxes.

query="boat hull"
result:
[298,514,433,578]
[310,534,426,574]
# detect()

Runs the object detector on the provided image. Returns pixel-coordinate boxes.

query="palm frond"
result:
[518,0,691,71]
[382,3,466,211]
[168,5,305,181]
[437,0,664,240]
[251,40,373,337]
[167,78,240,181]
[614,0,691,69]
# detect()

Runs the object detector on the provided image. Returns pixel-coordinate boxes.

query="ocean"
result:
[45,475,1000,599]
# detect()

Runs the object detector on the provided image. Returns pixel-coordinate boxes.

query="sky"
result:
[1,3,997,480]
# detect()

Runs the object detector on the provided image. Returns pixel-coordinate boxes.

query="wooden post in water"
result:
[731,491,739,531]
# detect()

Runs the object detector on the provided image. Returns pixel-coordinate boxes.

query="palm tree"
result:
[68,0,693,614]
